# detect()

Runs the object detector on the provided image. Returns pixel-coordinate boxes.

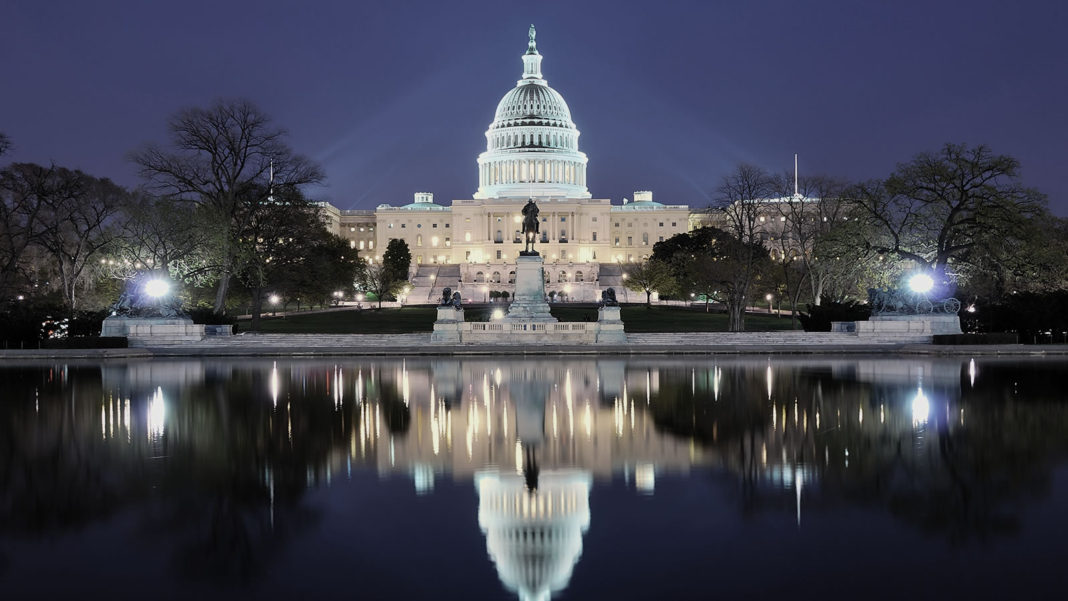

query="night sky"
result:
[3,0,1066,214]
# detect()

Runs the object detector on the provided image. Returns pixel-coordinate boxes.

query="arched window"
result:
[417,234,423,247]
[508,271,516,284]
[575,271,584,282]
[475,271,485,283]
[558,271,568,283]
[495,230,503,243]
[492,271,501,283]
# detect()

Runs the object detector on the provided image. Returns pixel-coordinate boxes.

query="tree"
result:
[0,163,129,311]
[0,132,10,158]
[846,143,1045,284]
[360,261,403,309]
[131,99,322,315]
[107,194,225,287]
[715,165,778,331]
[624,258,675,306]
[381,238,411,297]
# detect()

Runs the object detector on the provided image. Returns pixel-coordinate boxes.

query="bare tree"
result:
[131,100,322,315]
[0,132,11,158]
[0,163,69,298]
[360,261,403,309]
[715,165,777,331]
[28,166,130,310]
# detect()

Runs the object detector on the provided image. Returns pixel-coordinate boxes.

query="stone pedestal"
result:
[505,255,556,322]
[431,306,464,343]
[596,306,626,343]
[101,316,205,347]
[865,314,963,335]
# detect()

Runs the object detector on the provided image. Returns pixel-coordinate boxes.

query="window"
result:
[592,217,598,222]
[445,237,450,247]
[496,250,502,260]
[559,229,567,241]
[592,232,597,241]
[560,217,566,222]
[492,271,501,283]
[359,241,365,250]
[575,271,584,282]
[475,271,485,283]
[614,222,620,227]
[349,227,355,232]
[658,222,664,227]
[369,241,374,249]
[642,233,649,245]
[671,222,676,227]
[614,237,620,246]
[508,271,516,284]
[401,223,406,228]
[627,236,633,245]
[559,271,567,283]
[359,227,364,232]
[417,255,423,263]
[432,223,438,228]
[495,230,503,243]
[466,251,471,261]
[417,223,422,228]
[416,234,422,247]
[497,217,502,222]
[349,240,356,249]
[445,223,450,228]
[389,223,394,229]
[465,232,471,242]
[658,236,664,242]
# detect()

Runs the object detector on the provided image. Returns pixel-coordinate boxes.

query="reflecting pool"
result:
[2,356,1068,599]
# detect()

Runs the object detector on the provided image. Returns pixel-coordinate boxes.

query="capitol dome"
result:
[475,25,591,200]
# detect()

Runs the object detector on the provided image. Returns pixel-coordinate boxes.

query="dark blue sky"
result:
[3,0,1066,214]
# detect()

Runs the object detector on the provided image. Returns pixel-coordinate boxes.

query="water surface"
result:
[2,356,1067,600]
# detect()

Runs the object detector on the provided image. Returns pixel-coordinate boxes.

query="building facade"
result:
[319,27,703,303]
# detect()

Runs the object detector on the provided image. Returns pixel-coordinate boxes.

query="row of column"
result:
[479,159,585,187]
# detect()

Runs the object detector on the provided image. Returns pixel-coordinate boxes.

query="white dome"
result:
[475,25,590,200]
[493,83,573,126]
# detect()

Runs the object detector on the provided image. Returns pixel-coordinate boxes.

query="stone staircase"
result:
[409,264,462,304]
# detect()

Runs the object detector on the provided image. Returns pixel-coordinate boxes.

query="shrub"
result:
[798,297,871,332]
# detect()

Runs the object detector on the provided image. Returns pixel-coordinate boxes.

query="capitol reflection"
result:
[7,356,1068,599]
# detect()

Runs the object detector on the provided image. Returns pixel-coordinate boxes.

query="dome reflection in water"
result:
[2,356,1068,599]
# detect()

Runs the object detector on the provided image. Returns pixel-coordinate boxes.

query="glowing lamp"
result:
[491,308,504,320]
[144,279,170,298]
[907,273,934,294]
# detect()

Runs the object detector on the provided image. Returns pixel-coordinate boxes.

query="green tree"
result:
[624,258,675,306]
[131,99,322,315]
[360,262,403,309]
[846,143,1045,283]
[381,238,411,296]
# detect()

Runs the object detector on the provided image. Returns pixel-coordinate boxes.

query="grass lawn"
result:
[238,304,800,334]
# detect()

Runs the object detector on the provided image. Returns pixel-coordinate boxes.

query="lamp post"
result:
[766,293,774,315]
[482,285,488,303]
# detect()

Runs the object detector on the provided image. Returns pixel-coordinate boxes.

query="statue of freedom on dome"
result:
[521,199,540,255]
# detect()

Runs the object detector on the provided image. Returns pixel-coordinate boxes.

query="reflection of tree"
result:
[647,360,1068,542]
[380,382,411,434]
[0,362,367,582]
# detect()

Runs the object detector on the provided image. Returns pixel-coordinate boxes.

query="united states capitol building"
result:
[319,26,713,302]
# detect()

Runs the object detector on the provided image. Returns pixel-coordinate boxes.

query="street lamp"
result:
[144,278,170,298]
[908,273,935,294]
[766,293,774,315]
[482,285,488,302]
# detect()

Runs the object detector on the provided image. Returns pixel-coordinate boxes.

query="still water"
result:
[2,356,1068,600]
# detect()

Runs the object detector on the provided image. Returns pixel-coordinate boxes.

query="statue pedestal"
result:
[596,306,626,343]
[101,316,205,347]
[856,314,962,339]
[505,255,556,322]
[431,306,464,343]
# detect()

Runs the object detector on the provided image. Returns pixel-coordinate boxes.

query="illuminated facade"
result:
[319,26,692,302]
